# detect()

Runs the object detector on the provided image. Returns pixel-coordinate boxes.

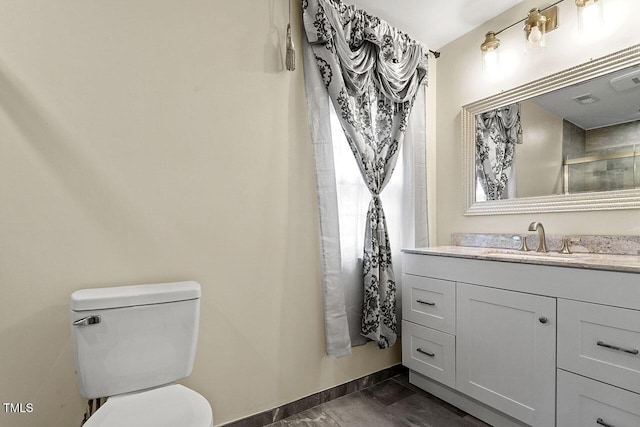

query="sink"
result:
[480,248,591,261]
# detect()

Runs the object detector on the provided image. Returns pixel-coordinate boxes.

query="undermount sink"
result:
[480,249,591,260]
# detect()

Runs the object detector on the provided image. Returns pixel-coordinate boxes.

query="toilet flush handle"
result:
[73,315,101,326]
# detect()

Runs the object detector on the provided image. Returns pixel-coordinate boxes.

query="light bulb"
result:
[528,26,543,44]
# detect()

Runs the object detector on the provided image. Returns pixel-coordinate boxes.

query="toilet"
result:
[70,281,213,426]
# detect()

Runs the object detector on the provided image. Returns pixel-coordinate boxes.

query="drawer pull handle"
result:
[538,316,549,324]
[416,299,435,306]
[597,340,639,355]
[417,348,435,358]
[596,418,615,427]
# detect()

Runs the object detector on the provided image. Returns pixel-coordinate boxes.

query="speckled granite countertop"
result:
[403,246,640,274]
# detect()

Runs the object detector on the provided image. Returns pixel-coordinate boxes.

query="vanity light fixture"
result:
[575,0,604,34]
[481,31,501,73]
[523,6,558,52]
[480,1,561,72]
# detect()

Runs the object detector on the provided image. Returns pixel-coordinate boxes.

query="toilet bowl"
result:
[70,281,213,426]
[82,384,212,427]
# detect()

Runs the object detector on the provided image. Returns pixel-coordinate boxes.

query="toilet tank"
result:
[70,281,201,399]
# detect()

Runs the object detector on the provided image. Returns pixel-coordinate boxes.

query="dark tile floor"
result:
[266,373,490,427]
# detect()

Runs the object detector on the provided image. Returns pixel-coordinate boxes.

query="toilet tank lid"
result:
[70,281,201,311]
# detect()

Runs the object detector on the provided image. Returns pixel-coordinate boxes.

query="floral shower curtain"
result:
[475,103,523,200]
[302,0,428,352]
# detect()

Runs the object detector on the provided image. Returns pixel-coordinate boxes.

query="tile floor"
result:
[265,373,490,427]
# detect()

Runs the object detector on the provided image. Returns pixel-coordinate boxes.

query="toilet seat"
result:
[83,384,213,427]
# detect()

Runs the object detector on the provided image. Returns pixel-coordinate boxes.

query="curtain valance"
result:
[302,0,428,102]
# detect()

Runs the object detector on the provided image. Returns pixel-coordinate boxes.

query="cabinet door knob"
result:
[538,316,548,324]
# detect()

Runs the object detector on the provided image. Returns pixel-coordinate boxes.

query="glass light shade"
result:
[524,8,547,53]
[482,48,500,73]
[481,31,500,73]
[577,0,604,34]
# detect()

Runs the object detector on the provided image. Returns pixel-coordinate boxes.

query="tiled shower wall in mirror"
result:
[563,120,639,193]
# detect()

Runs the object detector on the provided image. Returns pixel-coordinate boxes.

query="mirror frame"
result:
[463,44,640,215]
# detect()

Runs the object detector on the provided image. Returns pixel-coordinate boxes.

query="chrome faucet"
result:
[528,222,548,253]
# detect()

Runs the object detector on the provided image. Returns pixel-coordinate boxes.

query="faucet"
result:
[528,222,548,253]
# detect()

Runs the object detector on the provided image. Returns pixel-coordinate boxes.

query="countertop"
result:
[403,246,640,274]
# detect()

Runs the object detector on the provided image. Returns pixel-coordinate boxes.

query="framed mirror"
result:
[462,44,640,215]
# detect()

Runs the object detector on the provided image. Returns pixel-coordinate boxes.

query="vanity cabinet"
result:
[402,249,640,427]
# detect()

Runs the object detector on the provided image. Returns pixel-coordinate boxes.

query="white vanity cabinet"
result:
[402,249,640,427]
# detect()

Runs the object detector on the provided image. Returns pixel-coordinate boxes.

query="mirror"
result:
[463,44,640,215]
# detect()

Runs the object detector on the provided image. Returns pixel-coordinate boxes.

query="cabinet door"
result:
[456,283,556,427]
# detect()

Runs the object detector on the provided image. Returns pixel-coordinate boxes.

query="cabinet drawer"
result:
[557,369,640,427]
[558,299,640,394]
[401,320,455,389]
[402,274,455,334]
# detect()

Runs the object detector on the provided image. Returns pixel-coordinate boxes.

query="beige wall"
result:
[0,2,401,426]
[435,0,640,245]
[517,100,563,198]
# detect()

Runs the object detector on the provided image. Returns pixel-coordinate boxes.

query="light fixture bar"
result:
[480,0,564,68]
[489,0,564,37]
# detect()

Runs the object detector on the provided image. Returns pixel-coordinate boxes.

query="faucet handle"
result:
[559,237,572,254]
[515,234,530,252]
